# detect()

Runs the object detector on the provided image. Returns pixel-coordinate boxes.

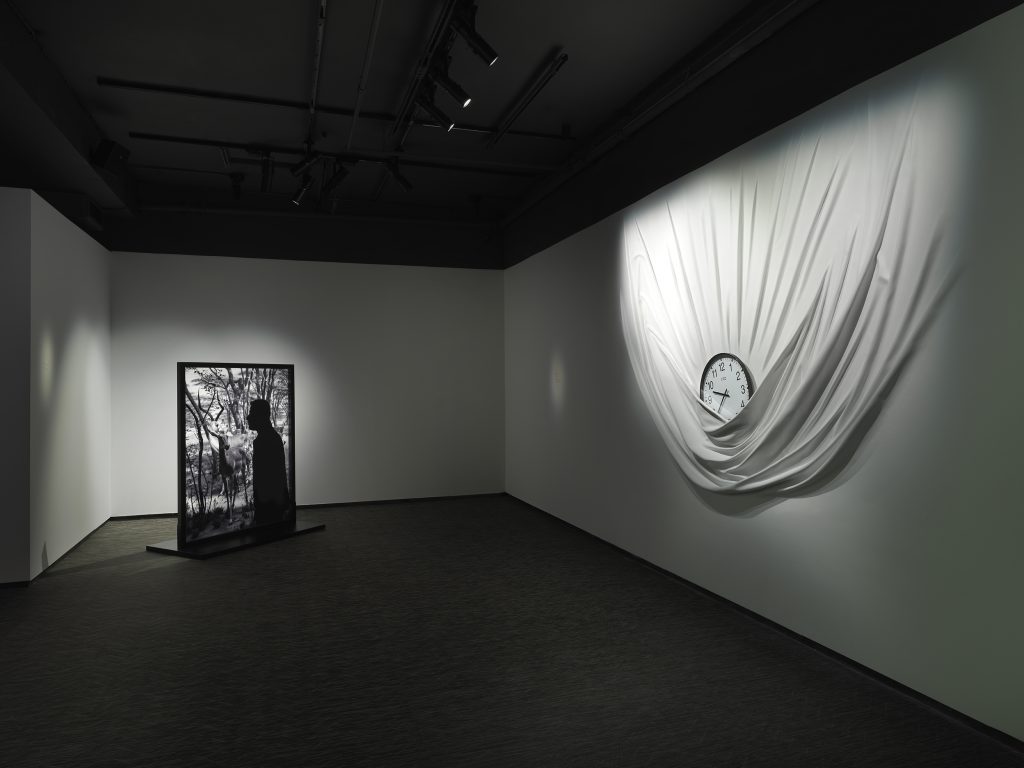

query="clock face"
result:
[700,354,755,422]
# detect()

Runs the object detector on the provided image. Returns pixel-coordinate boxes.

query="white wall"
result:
[111,252,504,516]
[28,193,111,579]
[505,7,1024,742]
[0,188,31,583]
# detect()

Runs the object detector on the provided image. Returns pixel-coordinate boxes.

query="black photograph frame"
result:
[174,361,299,551]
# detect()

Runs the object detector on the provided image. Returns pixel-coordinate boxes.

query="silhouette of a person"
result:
[246,399,292,528]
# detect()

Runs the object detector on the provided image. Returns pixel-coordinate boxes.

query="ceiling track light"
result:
[290,153,321,177]
[429,70,472,108]
[451,11,498,67]
[386,161,413,192]
[415,95,455,132]
[323,161,351,195]
[291,174,313,206]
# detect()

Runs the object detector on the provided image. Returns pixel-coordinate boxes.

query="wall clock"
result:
[700,354,754,422]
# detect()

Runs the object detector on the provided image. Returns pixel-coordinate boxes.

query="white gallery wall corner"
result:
[29,192,112,581]
[3,194,506,582]
[0,188,33,583]
[504,6,1024,743]
[110,252,505,518]
[0,188,113,583]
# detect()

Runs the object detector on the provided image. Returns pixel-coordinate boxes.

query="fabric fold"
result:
[620,84,962,495]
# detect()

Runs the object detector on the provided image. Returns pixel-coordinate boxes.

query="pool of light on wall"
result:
[549,349,567,415]
[619,77,968,497]
[38,327,54,404]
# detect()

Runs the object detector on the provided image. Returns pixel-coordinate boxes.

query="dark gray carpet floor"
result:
[0,495,1020,768]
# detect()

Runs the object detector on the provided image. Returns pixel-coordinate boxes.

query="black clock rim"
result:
[699,353,756,402]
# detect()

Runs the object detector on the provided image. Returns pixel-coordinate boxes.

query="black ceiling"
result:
[0,0,1019,268]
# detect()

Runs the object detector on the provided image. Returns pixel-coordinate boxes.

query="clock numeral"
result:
[719,362,725,371]
[740,385,746,394]
[736,371,741,380]
[741,400,746,407]
[706,381,713,390]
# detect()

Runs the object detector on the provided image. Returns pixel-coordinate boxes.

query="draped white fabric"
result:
[620,85,963,494]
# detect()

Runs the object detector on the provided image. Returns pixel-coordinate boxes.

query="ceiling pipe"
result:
[96,77,571,141]
[305,0,329,149]
[386,161,414,192]
[128,131,555,176]
[134,203,498,228]
[487,49,568,148]
[388,0,460,150]
[347,0,385,150]
[375,0,459,202]
[450,3,498,67]
[133,163,242,177]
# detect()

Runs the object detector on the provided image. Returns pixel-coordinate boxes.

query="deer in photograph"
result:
[186,387,254,524]
[212,431,252,522]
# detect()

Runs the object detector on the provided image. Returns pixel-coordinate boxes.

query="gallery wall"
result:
[28,193,111,580]
[504,6,1024,742]
[0,188,31,583]
[110,252,504,517]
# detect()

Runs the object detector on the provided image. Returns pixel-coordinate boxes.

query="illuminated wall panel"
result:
[505,7,1024,741]
[620,82,965,494]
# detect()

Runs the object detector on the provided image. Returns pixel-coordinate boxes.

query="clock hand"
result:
[717,388,730,412]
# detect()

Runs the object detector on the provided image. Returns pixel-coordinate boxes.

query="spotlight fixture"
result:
[386,161,413,192]
[323,161,351,195]
[260,152,275,193]
[430,70,472,108]
[291,174,313,206]
[415,95,455,132]
[451,12,498,67]
[290,153,321,177]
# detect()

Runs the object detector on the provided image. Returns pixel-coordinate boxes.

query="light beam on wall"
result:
[549,350,566,415]
[619,79,966,496]
[39,328,54,405]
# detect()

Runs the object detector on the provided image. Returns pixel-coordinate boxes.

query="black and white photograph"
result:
[178,363,295,545]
